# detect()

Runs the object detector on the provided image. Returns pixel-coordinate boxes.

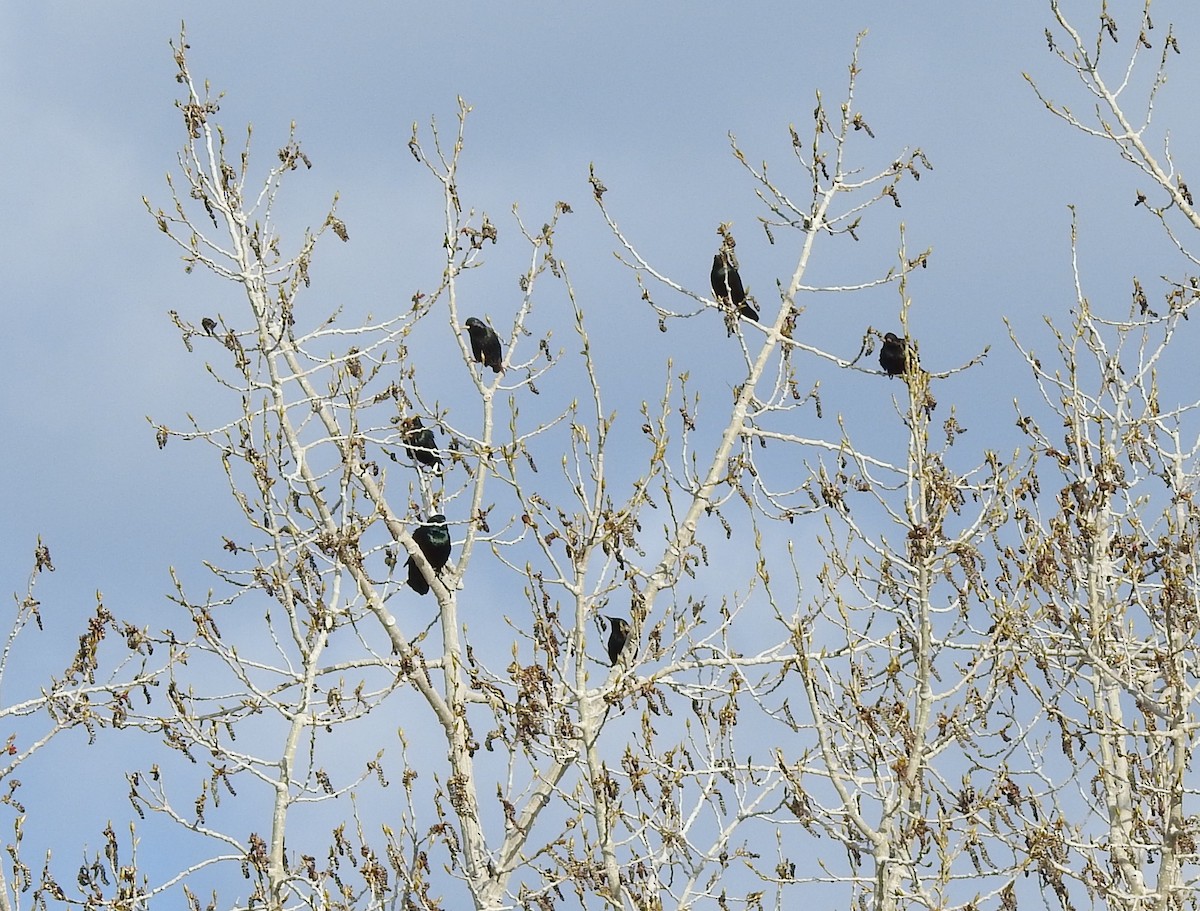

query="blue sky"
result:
[2,0,1198,901]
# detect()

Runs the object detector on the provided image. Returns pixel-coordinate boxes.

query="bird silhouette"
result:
[711,252,758,321]
[464,317,504,373]
[406,515,451,595]
[879,332,911,377]
[402,416,442,472]
[606,616,631,666]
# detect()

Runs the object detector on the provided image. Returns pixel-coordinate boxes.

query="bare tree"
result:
[0,541,165,911]
[592,34,1034,911]
[1005,234,1200,911]
[17,4,1200,911]
[117,25,1009,911]
[1004,4,1200,909]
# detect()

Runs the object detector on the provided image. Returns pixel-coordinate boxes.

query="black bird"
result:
[464,317,504,373]
[201,317,217,336]
[406,515,451,595]
[879,332,911,377]
[711,252,758,321]
[402,416,442,472]
[606,616,631,666]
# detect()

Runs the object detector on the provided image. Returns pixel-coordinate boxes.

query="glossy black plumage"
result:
[606,616,631,666]
[402,416,442,471]
[711,252,758,321]
[879,332,910,377]
[406,515,451,595]
[465,317,504,373]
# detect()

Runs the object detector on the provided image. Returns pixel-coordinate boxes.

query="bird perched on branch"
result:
[879,332,913,377]
[401,416,442,472]
[464,317,504,373]
[606,616,631,666]
[406,515,451,595]
[878,330,937,413]
[711,251,758,321]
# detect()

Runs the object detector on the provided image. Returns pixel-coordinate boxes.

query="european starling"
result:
[201,317,217,336]
[606,616,631,666]
[879,332,911,377]
[464,317,504,373]
[406,515,451,595]
[711,252,758,321]
[402,416,442,472]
